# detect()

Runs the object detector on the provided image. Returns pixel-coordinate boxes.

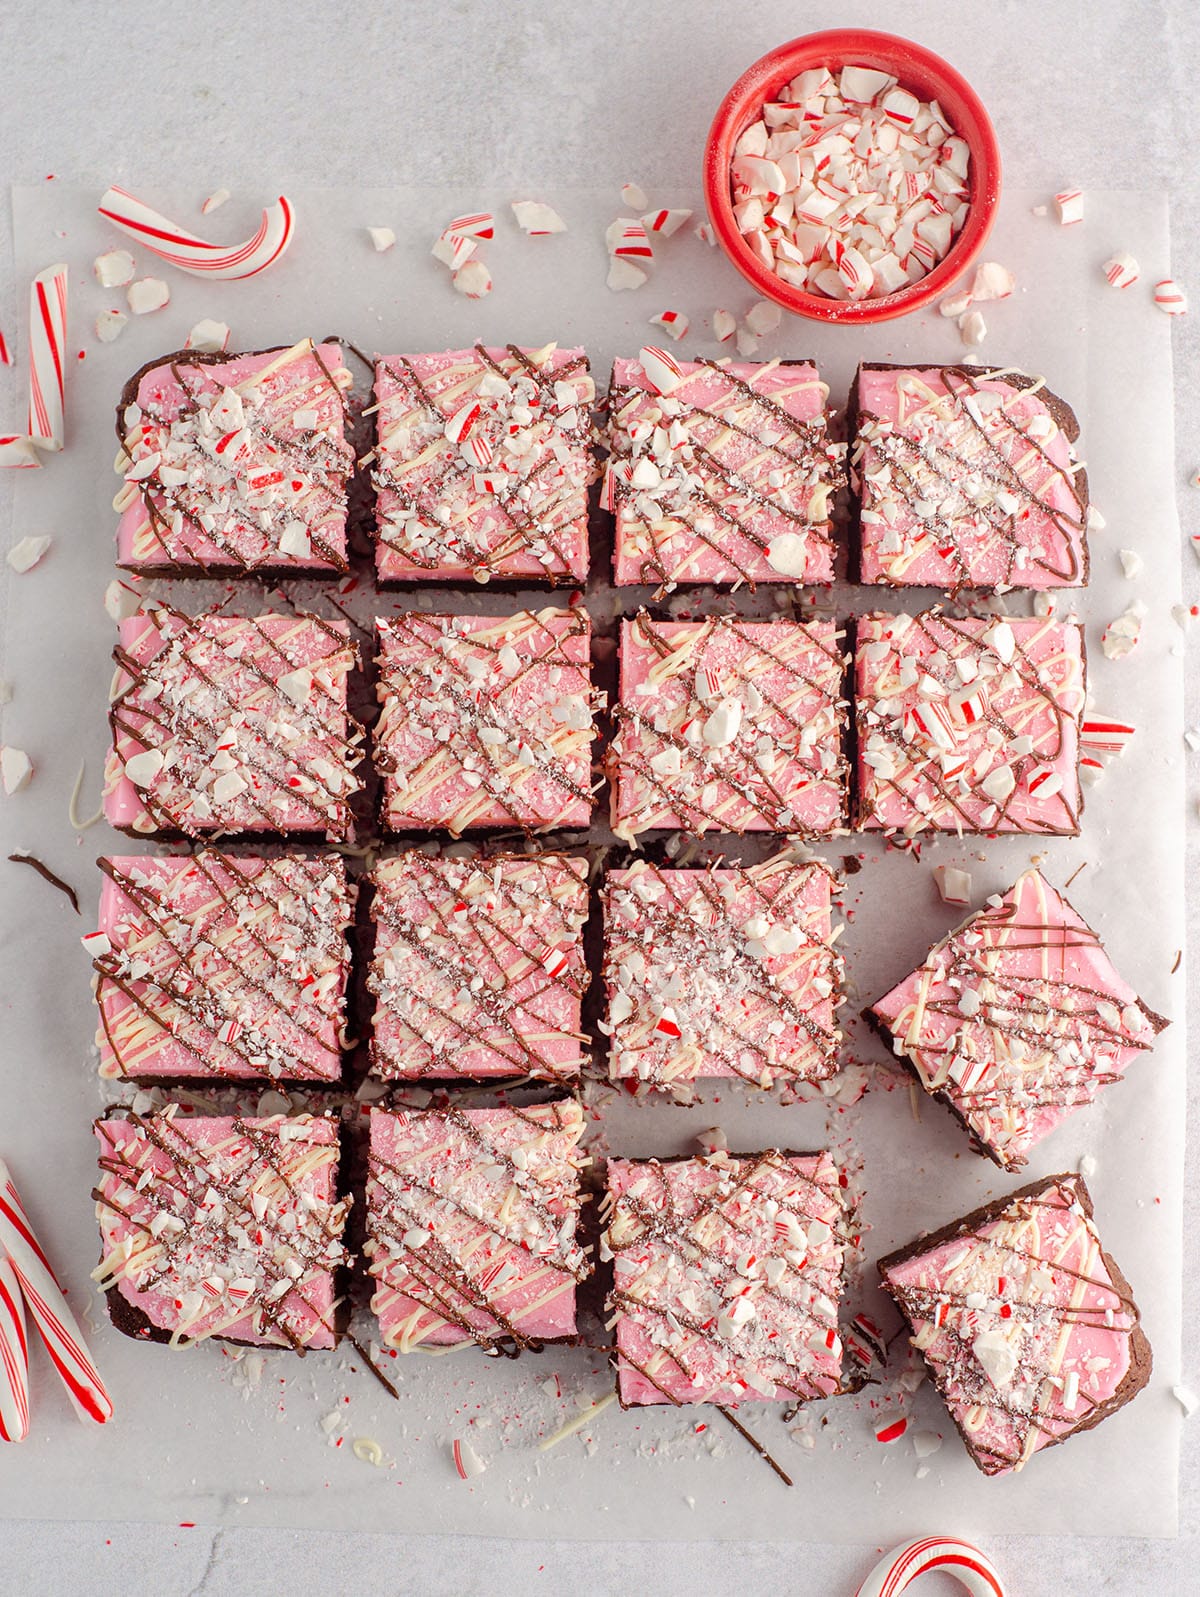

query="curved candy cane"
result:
[0,1156,112,1426]
[0,1255,30,1443]
[97,185,295,279]
[855,1537,1006,1597]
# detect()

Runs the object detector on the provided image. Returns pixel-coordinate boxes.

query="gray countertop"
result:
[0,1,1195,1591]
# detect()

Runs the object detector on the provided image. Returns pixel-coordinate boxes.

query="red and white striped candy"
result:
[607,219,653,260]
[874,1415,908,1444]
[641,208,692,237]
[1054,189,1084,226]
[452,1437,486,1479]
[26,264,68,452]
[638,346,683,396]
[712,309,736,343]
[1081,714,1136,755]
[97,185,294,279]
[1102,252,1140,289]
[0,330,11,366]
[855,1535,1007,1597]
[1154,279,1187,315]
[0,1157,112,1426]
[653,1010,682,1039]
[0,435,42,471]
[948,1054,991,1092]
[540,944,571,980]
[444,212,495,241]
[1027,766,1063,798]
[0,1254,30,1443]
[649,309,688,342]
[444,401,482,446]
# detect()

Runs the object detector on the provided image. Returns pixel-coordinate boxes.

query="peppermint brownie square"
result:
[869,868,1167,1168]
[602,855,842,1090]
[91,852,354,1085]
[369,851,589,1082]
[879,1173,1151,1476]
[603,1148,848,1406]
[375,608,597,834]
[365,1101,587,1354]
[608,611,847,841]
[94,1109,349,1351]
[854,610,1085,837]
[104,606,364,840]
[372,344,594,584]
[851,363,1088,591]
[606,351,842,588]
[114,341,354,575]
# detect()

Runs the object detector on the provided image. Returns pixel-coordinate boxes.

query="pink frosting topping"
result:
[104,606,364,839]
[375,608,597,834]
[855,610,1085,836]
[607,356,843,588]
[365,1102,587,1352]
[604,1149,847,1406]
[871,869,1166,1167]
[369,851,589,1081]
[115,341,353,572]
[609,611,847,841]
[854,365,1087,591]
[882,1175,1144,1475]
[94,1110,348,1351]
[602,855,842,1089]
[373,345,595,584]
[93,852,353,1084]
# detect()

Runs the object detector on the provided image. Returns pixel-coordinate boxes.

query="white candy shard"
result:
[958,309,987,346]
[92,249,136,288]
[366,226,396,252]
[1102,252,1140,289]
[1054,189,1084,225]
[938,290,973,318]
[6,535,51,573]
[123,749,165,787]
[94,310,128,343]
[452,260,492,299]
[104,579,142,622]
[1118,548,1144,580]
[511,200,567,235]
[649,310,688,342]
[607,259,647,292]
[765,532,810,578]
[711,308,736,342]
[620,183,648,211]
[126,278,170,315]
[744,299,783,336]
[0,746,33,795]
[972,1328,1018,1388]
[933,864,972,906]
[969,260,1015,301]
[185,318,231,354]
[1101,603,1146,660]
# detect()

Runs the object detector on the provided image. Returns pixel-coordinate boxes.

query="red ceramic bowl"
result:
[703,29,1001,324]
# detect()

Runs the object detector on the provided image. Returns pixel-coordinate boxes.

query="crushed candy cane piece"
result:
[910,1429,943,1459]
[1081,715,1135,755]
[511,200,566,235]
[642,208,692,237]
[94,310,127,343]
[735,326,761,358]
[638,346,683,395]
[711,308,736,342]
[0,435,43,470]
[452,1437,486,1479]
[1,747,33,795]
[452,260,492,299]
[606,218,653,259]
[1101,603,1146,660]
[93,249,136,288]
[104,578,142,622]
[1118,548,1144,580]
[620,183,648,210]
[939,290,973,318]
[649,310,688,342]
[694,221,715,246]
[958,309,987,345]
[1155,279,1187,315]
[1055,189,1084,225]
[1173,1384,1199,1418]
[1102,252,1140,289]
[970,260,1014,301]
[933,864,972,906]
[126,278,170,315]
[607,259,646,292]
[201,188,231,215]
[445,213,495,241]
[0,330,10,366]
[6,535,51,573]
[874,1415,908,1444]
[366,226,395,252]
[431,230,477,271]
[185,318,230,354]
[744,299,782,336]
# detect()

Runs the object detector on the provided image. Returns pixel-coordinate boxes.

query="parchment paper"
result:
[0,183,1185,1538]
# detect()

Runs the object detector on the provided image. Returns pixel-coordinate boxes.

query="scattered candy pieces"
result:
[607,259,647,292]
[92,249,136,289]
[1118,548,1144,580]
[1055,189,1084,225]
[933,864,973,906]
[6,535,51,574]
[642,208,692,237]
[26,264,68,453]
[1101,602,1146,660]
[959,309,987,346]
[94,311,127,344]
[744,299,782,336]
[1102,252,1140,289]
[711,308,736,342]
[366,227,396,252]
[1154,279,1187,315]
[969,260,1014,301]
[606,217,653,260]
[184,318,231,354]
[620,183,648,210]
[201,188,231,215]
[452,260,492,299]
[452,1437,486,1479]
[125,278,170,315]
[649,310,688,342]
[445,213,495,241]
[98,185,294,279]
[938,290,973,319]
[0,747,32,795]
[511,200,566,235]
[854,1536,1007,1597]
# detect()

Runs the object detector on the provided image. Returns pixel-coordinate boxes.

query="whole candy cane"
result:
[0,1156,112,1426]
[26,263,68,452]
[0,1255,30,1443]
[855,1536,1006,1597]
[97,185,295,279]
[0,434,42,470]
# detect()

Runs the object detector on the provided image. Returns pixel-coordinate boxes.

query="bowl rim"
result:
[702,28,1002,324]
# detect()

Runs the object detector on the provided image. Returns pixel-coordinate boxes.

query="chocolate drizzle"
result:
[602,855,842,1089]
[369,851,589,1082]
[372,345,596,583]
[609,610,847,841]
[93,851,353,1084]
[365,1102,587,1355]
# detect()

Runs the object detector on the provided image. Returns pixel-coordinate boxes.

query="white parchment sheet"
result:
[0,184,1185,1538]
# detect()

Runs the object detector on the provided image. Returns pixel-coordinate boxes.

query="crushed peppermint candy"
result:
[642,208,693,237]
[126,278,170,315]
[933,864,972,906]
[93,249,136,288]
[1101,602,1146,659]
[366,226,395,252]
[729,64,971,301]
[453,260,492,299]
[1102,252,1140,289]
[0,746,33,795]
[1054,189,1084,225]
[184,319,231,354]
[1154,279,1187,315]
[649,310,689,342]
[511,200,567,235]
[6,534,51,573]
[94,310,128,343]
